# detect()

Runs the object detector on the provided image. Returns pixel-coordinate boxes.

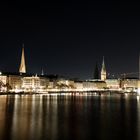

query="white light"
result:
[137,96,140,102]
[137,88,140,95]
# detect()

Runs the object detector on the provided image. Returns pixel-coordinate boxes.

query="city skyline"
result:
[0,1,140,79]
[1,2,140,140]
[0,46,139,80]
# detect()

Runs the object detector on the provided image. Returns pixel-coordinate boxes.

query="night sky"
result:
[0,1,140,79]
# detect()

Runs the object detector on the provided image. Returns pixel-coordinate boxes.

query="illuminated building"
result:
[121,78,139,92]
[0,72,23,92]
[83,80,107,90]
[19,44,26,74]
[0,74,7,85]
[56,79,75,89]
[8,75,22,91]
[74,81,83,89]
[22,76,49,92]
[105,79,120,89]
[48,81,54,89]
[0,73,7,92]
[101,56,107,81]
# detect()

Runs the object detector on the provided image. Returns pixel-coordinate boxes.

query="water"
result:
[0,94,140,140]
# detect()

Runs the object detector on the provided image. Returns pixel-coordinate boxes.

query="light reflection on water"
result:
[0,94,140,140]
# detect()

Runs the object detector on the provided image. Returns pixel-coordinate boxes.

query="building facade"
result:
[106,79,120,89]
[22,76,49,92]
[120,78,139,92]
[8,75,22,91]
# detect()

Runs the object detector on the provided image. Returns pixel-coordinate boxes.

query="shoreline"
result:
[0,90,138,95]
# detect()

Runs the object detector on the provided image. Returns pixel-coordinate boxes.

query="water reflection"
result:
[0,94,140,140]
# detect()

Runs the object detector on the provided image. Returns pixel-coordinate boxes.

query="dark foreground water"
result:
[0,94,140,140]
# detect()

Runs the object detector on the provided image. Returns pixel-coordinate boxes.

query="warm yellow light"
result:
[137,88,140,95]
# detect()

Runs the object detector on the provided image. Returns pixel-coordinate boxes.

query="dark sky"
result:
[0,1,140,79]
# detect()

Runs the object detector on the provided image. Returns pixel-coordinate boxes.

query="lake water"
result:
[0,94,140,140]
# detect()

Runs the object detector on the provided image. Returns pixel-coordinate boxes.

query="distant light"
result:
[0,71,2,75]
[137,96,140,102]
[137,88,140,95]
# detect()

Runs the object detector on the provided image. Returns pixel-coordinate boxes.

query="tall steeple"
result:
[101,56,106,81]
[19,44,26,74]
[41,68,44,76]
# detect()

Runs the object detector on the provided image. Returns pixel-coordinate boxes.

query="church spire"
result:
[41,68,44,76]
[101,56,106,81]
[19,44,26,74]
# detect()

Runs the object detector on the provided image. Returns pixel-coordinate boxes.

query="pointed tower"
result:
[101,56,106,81]
[19,44,26,74]
[41,69,44,76]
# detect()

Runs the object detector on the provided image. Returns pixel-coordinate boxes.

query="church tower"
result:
[19,44,26,74]
[101,56,106,81]
[41,68,44,76]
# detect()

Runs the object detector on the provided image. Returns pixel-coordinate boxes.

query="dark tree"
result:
[94,62,99,79]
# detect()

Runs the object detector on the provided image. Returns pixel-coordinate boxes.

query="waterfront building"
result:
[0,73,7,92]
[105,79,121,90]
[0,74,7,85]
[8,75,22,91]
[48,81,54,89]
[22,76,49,92]
[0,72,24,92]
[120,78,139,92]
[83,80,107,90]
[101,57,107,81]
[19,45,26,74]
[56,79,75,89]
[74,81,84,89]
